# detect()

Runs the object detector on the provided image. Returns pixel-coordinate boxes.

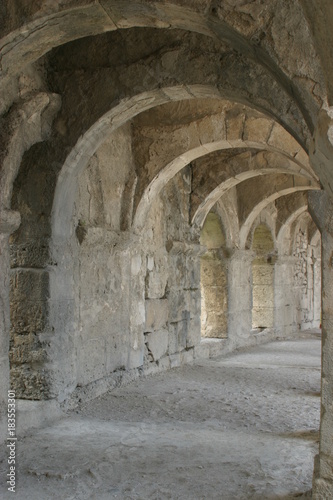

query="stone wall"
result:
[46,128,202,397]
[8,118,321,404]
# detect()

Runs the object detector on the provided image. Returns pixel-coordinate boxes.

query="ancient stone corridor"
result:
[0,333,321,499]
[2,1,333,497]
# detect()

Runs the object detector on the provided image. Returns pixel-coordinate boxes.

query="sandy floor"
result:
[0,335,321,499]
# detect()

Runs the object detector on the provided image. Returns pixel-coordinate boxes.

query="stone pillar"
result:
[310,242,322,329]
[308,190,333,498]
[128,251,145,369]
[227,249,254,346]
[0,210,21,442]
[274,256,298,335]
[166,240,202,365]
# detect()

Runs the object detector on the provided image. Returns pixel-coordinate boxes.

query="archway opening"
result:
[200,212,228,338]
[251,224,275,330]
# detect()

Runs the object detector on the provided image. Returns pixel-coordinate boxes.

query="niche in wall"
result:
[200,212,228,338]
[252,224,275,330]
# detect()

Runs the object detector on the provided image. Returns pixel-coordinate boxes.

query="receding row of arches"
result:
[1,2,333,496]
[200,211,321,341]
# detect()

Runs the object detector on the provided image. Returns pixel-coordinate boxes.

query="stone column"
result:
[166,240,202,363]
[310,242,322,329]
[0,210,21,442]
[227,249,254,346]
[128,251,145,370]
[308,190,333,498]
[274,256,298,336]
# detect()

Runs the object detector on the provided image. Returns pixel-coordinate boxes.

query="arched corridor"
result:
[1,1,333,497]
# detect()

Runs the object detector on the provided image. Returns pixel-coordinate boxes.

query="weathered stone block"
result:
[202,286,227,312]
[10,300,48,336]
[187,317,201,348]
[226,112,245,142]
[145,299,169,332]
[203,311,228,338]
[194,341,210,359]
[127,345,144,370]
[10,269,49,301]
[228,258,252,287]
[252,264,274,285]
[228,285,251,314]
[10,365,50,400]
[145,270,168,299]
[252,307,274,328]
[168,290,189,323]
[10,239,51,268]
[9,342,47,366]
[77,338,107,386]
[205,338,226,358]
[169,353,181,368]
[181,349,194,365]
[10,269,49,334]
[185,256,200,290]
[201,258,227,286]
[228,311,252,339]
[145,329,169,361]
[167,254,186,288]
[168,327,179,355]
[268,123,299,156]
[156,356,171,372]
[252,285,274,306]
[174,319,188,350]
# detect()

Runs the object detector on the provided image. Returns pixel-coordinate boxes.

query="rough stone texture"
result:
[0,1,332,494]
[145,299,169,333]
[274,257,298,335]
[144,329,169,362]
[200,212,228,339]
[200,254,228,338]
[34,129,203,398]
[309,191,333,498]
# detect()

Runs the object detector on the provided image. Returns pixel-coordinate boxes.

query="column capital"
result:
[228,248,256,262]
[166,240,204,257]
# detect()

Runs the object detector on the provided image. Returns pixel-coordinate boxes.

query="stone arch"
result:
[192,171,317,229]
[0,0,324,132]
[52,90,316,245]
[42,85,312,401]
[276,206,309,256]
[52,87,218,246]
[133,118,317,231]
[310,229,321,248]
[214,193,240,249]
[239,186,318,250]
